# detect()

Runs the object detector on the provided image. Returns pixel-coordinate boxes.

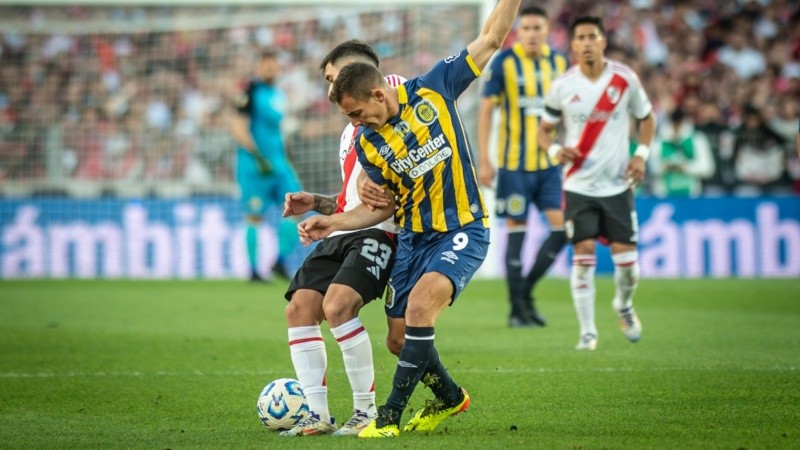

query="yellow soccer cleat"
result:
[357,419,399,438]
[403,388,470,432]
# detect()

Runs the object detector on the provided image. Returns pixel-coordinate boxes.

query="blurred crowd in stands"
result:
[0,1,798,197]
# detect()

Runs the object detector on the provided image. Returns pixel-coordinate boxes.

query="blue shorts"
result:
[237,151,301,216]
[384,221,490,318]
[495,166,562,221]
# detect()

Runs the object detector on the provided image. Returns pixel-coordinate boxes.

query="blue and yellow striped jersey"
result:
[355,49,489,234]
[481,43,568,172]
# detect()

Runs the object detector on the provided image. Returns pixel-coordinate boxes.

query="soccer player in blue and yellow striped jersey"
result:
[477,6,569,328]
[298,0,522,437]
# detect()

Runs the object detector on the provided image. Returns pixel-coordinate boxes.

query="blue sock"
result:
[381,326,435,425]
[277,218,298,261]
[421,347,462,407]
[246,224,258,272]
[524,230,567,296]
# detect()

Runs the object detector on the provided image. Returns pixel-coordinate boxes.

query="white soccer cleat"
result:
[575,333,598,351]
[279,412,337,436]
[332,409,374,436]
[617,307,642,343]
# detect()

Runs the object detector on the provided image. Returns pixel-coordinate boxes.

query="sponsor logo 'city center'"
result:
[389,132,452,179]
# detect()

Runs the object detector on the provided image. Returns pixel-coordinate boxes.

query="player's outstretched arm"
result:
[297,202,395,245]
[467,0,522,71]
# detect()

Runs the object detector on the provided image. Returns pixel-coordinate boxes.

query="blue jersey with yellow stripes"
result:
[482,43,568,172]
[355,49,489,234]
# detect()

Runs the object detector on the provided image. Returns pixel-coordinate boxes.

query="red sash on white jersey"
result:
[335,126,361,213]
[566,73,629,178]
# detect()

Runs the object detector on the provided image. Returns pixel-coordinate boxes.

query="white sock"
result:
[288,325,330,422]
[571,255,597,337]
[612,251,640,312]
[331,318,376,416]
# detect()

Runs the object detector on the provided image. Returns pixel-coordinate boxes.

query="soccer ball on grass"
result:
[256,378,309,431]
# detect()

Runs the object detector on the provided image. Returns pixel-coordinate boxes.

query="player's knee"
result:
[284,300,302,322]
[285,295,323,325]
[322,291,362,327]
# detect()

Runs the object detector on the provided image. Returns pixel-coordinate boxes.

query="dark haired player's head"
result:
[319,39,380,72]
[517,5,550,56]
[569,15,605,40]
[519,4,547,19]
[257,49,280,83]
[329,62,385,105]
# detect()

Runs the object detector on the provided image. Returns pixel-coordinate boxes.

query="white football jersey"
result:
[329,74,405,237]
[542,59,652,197]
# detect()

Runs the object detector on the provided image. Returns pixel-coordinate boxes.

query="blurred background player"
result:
[477,5,569,328]
[278,40,404,437]
[539,16,655,351]
[230,49,302,282]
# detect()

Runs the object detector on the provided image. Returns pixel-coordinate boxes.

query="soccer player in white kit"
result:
[280,41,404,436]
[538,16,656,351]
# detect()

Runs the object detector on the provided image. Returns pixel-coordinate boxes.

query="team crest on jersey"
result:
[384,282,396,309]
[606,86,621,105]
[565,219,574,239]
[506,194,525,216]
[248,196,263,213]
[393,120,411,137]
[444,51,461,63]
[414,99,438,125]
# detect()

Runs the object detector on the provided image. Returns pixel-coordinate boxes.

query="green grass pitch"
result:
[1,277,798,449]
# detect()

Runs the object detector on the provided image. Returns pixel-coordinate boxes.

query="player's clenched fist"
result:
[297,216,334,245]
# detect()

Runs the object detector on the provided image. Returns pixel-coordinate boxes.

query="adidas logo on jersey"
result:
[367,265,381,279]
[570,94,581,103]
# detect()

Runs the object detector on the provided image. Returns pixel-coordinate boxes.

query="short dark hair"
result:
[569,16,605,40]
[319,40,380,73]
[329,62,384,104]
[519,5,547,19]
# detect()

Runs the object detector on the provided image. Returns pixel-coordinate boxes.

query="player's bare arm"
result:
[466,0,522,71]
[538,120,579,164]
[626,112,656,185]
[357,171,392,210]
[230,113,258,154]
[477,97,497,187]
[298,201,395,245]
[283,192,337,218]
[231,113,271,174]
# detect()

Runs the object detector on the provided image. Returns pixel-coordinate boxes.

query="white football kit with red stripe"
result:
[330,74,405,237]
[542,59,652,197]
